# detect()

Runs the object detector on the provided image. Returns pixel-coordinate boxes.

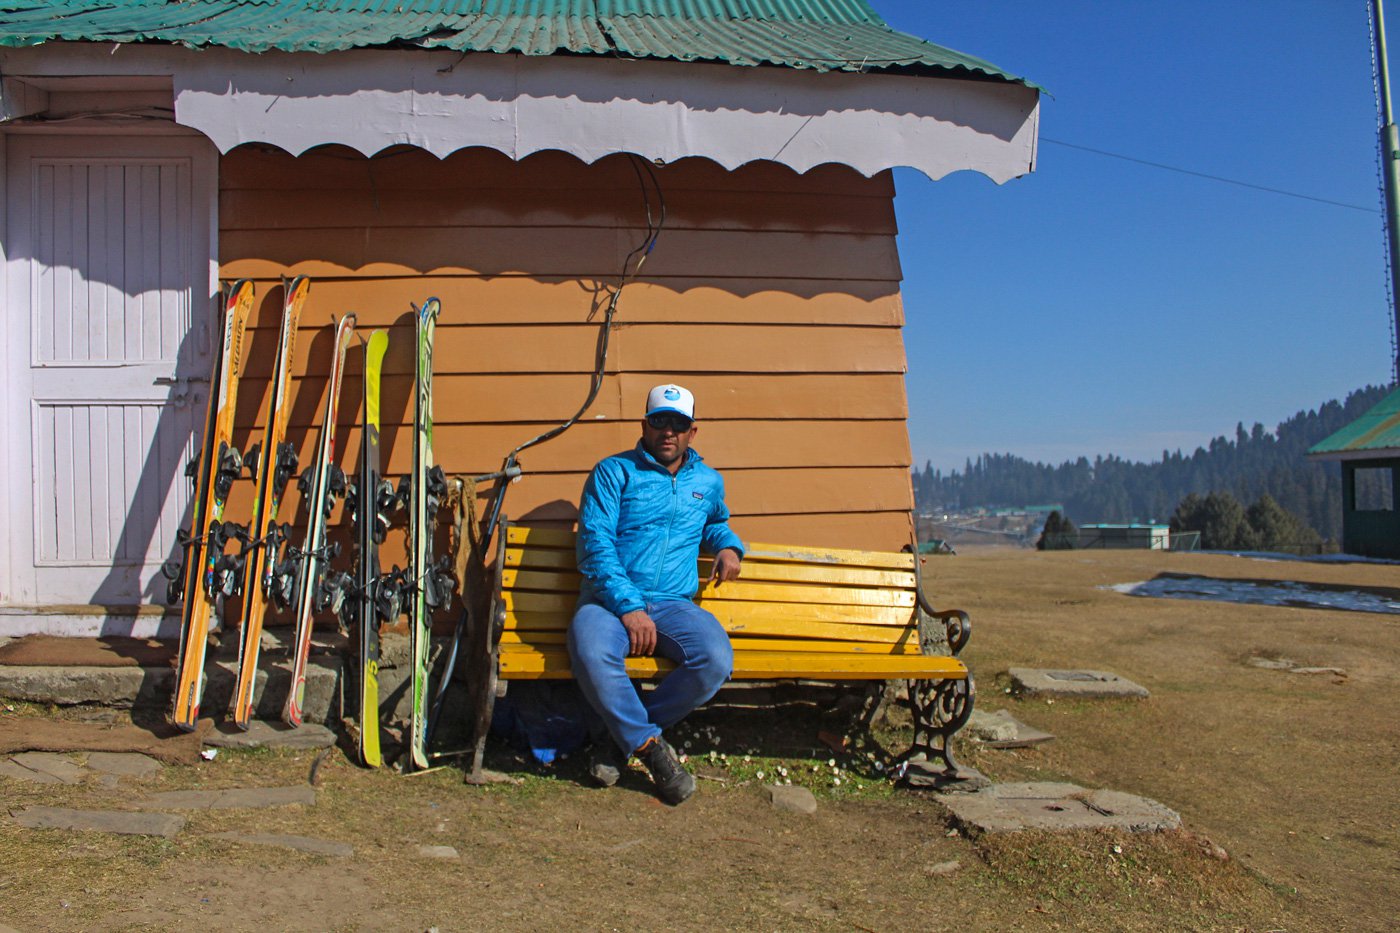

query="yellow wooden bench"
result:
[462,522,975,783]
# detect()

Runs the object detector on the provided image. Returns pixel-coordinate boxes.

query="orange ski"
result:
[231,276,310,728]
[167,280,254,731]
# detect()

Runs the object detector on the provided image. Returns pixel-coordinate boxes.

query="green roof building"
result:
[0,0,1039,629]
[1308,385,1400,558]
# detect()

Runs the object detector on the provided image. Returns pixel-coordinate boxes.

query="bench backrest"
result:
[497,525,927,655]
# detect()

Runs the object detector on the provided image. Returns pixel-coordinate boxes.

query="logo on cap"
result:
[664,388,681,401]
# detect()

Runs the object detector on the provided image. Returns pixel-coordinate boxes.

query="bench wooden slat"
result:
[701,599,912,627]
[506,526,576,548]
[497,645,966,680]
[505,550,919,589]
[697,580,914,607]
[507,597,913,626]
[503,570,916,609]
[504,547,576,571]
[741,544,914,570]
[504,526,914,571]
[699,562,917,589]
[498,630,924,654]
[505,610,920,646]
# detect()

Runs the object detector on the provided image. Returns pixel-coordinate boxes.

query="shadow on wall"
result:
[218,147,904,300]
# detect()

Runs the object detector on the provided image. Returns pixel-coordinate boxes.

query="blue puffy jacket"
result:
[576,442,745,615]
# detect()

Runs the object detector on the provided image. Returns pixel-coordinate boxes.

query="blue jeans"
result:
[568,599,733,755]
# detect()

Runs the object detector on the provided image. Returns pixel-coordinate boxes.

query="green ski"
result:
[408,298,453,769]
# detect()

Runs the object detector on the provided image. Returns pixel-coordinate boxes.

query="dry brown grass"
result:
[1,547,1395,930]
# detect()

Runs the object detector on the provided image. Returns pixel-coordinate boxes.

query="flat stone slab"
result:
[204,721,337,750]
[211,831,352,857]
[1009,668,1149,698]
[10,751,84,784]
[1246,657,1347,677]
[137,786,316,810]
[765,784,818,815]
[936,781,1181,835]
[967,709,1055,748]
[12,806,185,838]
[84,752,162,779]
[416,845,460,860]
[1,757,63,783]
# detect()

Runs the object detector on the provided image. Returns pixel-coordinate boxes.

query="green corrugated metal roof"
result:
[0,0,1032,84]
[1309,386,1400,457]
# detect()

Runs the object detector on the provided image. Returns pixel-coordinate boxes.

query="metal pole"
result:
[1372,0,1400,383]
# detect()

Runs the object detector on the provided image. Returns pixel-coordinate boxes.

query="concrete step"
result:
[0,631,449,730]
[0,630,343,725]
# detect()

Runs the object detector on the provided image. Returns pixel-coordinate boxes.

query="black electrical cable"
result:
[479,154,665,545]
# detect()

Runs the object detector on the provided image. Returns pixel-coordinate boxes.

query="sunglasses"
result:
[646,413,693,432]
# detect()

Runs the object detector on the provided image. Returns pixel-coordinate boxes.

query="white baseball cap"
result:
[645,384,695,421]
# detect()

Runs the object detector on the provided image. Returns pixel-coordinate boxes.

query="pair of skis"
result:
[345,298,449,769]
[227,276,310,729]
[169,278,357,731]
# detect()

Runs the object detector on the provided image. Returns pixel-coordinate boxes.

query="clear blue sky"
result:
[877,1,1398,472]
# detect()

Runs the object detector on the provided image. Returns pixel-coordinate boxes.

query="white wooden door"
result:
[2,134,217,606]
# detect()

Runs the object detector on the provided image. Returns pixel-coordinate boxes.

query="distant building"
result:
[1077,523,1170,550]
[1308,386,1400,559]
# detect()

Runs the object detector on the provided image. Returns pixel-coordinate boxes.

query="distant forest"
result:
[911,384,1393,544]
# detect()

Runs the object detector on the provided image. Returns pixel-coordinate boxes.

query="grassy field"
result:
[1,547,1396,931]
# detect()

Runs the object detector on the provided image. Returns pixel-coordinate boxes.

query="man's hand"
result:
[620,609,657,656]
[708,548,742,587]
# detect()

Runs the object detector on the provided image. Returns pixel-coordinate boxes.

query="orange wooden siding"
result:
[218,146,916,565]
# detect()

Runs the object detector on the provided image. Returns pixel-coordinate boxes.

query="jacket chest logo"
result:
[691,492,705,500]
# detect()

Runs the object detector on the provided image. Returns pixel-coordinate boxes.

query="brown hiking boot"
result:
[636,736,696,805]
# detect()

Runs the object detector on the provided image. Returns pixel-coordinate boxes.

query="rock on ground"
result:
[967,709,1055,748]
[765,784,818,815]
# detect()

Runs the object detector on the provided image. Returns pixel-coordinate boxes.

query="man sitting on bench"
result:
[569,384,744,805]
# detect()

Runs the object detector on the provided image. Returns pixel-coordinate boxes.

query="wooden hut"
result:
[1308,385,1400,559]
[0,1,1039,636]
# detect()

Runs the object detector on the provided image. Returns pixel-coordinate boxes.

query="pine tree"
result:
[1036,510,1077,550]
[1244,494,1320,552]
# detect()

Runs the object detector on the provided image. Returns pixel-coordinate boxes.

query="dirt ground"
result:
[1,547,1397,931]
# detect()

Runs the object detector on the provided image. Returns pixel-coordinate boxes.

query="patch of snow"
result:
[1105,576,1400,615]
[1206,550,1400,566]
